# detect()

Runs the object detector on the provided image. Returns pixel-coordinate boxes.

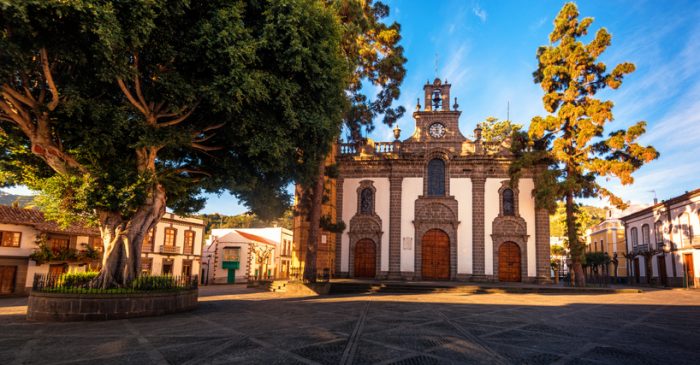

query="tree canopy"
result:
[1,0,349,286]
[511,2,659,286]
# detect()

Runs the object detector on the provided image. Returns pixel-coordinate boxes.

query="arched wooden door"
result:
[422,229,450,280]
[498,242,521,282]
[354,239,376,278]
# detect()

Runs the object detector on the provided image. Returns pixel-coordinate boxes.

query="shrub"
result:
[130,275,177,291]
[56,271,99,288]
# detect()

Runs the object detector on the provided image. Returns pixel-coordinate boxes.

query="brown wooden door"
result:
[49,264,66,278]
[421,229,450,280]
[498,242,521,282]
[354,239,376,278]
[684,254,695,288]
[0,266,17,295]
[657,256,668,286]
[633,258,640,284]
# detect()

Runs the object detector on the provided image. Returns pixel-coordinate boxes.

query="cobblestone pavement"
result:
[1,286,699,364]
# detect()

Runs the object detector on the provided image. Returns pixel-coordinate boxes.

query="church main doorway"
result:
[421,229,450,280]
[354,239,376,278]
[498,242,521,282]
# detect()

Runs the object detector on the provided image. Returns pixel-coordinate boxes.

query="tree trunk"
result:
[91,183,166,288]
[566,192,586,287]
[303,159,325,283]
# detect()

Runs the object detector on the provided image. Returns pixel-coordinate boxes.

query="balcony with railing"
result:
[160,245,181,254]
[338,141,400,156]
[183,245,194,255]
[142,241,154,253]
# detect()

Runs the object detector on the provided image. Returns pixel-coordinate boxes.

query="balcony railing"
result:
[183,245,194,255]
[142,243,154,253]
[160,245,181,254]
[339,142,399,156]
[631,244,650,254]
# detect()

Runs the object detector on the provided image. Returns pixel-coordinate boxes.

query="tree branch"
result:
[2,84,36,108]
[170,168,212,177]
[117,78,149,116]
[191,142,223,152]
[157,102,198,128]
[131,53,149,116]
[192,133,215,143]
[39,48,60,111]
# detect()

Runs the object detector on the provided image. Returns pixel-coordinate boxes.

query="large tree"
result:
[300,0,406,282]
[511,3,658,286]
[0,0,348,287]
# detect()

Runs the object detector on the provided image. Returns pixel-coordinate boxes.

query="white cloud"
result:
[472,3,487,23]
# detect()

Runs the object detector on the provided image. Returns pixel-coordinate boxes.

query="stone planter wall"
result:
[27,289,198,321]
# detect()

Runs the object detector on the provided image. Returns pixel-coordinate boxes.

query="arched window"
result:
[360,188,373,214]
[630,227,638,247]
[503,189,515,216]
[427,159,445,196]
[641,224,650,245]
[654,221,663,246]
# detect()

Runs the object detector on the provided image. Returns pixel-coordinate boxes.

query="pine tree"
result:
[513,3,659,287]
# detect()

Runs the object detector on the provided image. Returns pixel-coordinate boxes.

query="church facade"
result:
[335,78,550,283]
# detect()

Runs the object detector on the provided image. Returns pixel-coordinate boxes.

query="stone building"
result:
[621,188,700,287]
[334,78,550,282]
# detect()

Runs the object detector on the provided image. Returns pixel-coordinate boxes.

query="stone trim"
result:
[471,174,486,275]
[423,149,451,197]
[491,214,528,282]
[335,177,344,276]
[535,207,552,283]
[356,180,377,215]
[388,176,403,279]
[413,197,459,280]
[497,180,520,217]
[348,214,383,279]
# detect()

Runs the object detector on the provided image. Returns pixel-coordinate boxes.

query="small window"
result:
[360,188,373,214]
[0,231,21,247]
[49,236,70,253]
[141,258,153,275]
[631,227,638,247]
[642,224,650,245]
[503,189,515,216]
[680,213,692,246]
[182,259,192,276]
[427,159,445,196]
[164,228,176,247]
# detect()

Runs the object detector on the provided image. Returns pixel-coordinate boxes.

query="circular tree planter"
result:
[27,289,198,321]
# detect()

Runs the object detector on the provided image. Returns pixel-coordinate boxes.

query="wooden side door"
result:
[354,239,376,278]
[0,266,17,294]
[421,229,450,280]
[498,242,521,282]
[657,256,668,286]
[684,254,695,288]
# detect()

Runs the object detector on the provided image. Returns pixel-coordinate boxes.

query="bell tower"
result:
[410,78,465,143]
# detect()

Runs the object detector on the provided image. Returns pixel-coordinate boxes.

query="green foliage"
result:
[28,236,53,265]
[550,244,566,257]
[478,117,522,144]
[319,215,346,233]
[56,271,99,288]
[549,202,606,237]
[584,251,610,268]
[196,209,294,234]
[0,0,349,225]
[80,243,101,261]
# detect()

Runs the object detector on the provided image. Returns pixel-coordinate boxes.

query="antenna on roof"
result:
[434,52,439,78]
[507,101,510,121]
[649,190,657,204]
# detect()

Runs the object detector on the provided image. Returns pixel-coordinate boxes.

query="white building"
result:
[621,188,700,287]
[204,227,292,284]
[0,206,203,295]
[335,78,550,282]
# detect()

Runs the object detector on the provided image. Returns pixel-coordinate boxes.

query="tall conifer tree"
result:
[512,3,659,286]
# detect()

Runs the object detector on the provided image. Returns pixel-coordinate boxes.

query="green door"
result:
[227,268,236,284]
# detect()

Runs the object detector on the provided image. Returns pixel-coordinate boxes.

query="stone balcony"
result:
[160,245,181,254]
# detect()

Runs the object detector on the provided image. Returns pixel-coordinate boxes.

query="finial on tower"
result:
[453,97,459,110]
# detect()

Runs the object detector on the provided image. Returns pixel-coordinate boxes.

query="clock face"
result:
[429,123,446,138]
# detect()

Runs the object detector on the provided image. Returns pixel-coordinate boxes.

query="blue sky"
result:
[4,1,699,215]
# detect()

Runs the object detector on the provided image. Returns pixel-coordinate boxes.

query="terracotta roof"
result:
[235,230,277,246]
[0,205,99,236]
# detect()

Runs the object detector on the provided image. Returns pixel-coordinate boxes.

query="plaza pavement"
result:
[1,285,699,364]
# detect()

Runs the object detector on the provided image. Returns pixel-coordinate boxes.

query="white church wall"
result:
[519,178,537,277]
[340,177,390,273]
[484,178,502,275]
[400,178,423,272]
[373,178,391,272]
[451,178,472,274]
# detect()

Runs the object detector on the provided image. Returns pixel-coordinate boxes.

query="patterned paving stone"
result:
[290,339,346,365]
